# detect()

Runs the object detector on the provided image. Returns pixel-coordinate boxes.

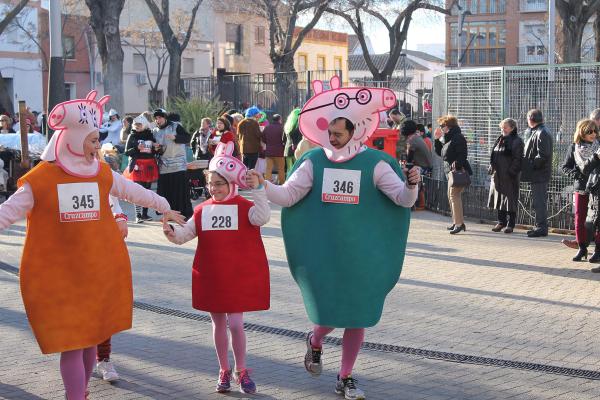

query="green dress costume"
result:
[281,147,411,328]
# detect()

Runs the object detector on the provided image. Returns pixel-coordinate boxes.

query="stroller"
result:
[187,159,210,201]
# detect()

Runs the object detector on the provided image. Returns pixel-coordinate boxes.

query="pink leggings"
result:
[310,325,364,378]
[60,346,96,400]
[210,312,246,372]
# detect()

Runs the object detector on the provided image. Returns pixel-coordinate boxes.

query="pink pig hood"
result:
[41,90,110,177]
[298,75,396,162]
[209,141,249,201]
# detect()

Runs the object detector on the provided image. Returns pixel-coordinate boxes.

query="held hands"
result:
[161,209,186,226]
[162,218,175,238]
[245,170,265,189]
[405,166,421,187]
[116,220,128,239]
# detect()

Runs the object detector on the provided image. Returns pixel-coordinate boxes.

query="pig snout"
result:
[382,89,396,109]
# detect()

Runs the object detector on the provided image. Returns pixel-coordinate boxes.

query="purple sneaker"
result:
[235,369,256,394]
[215,369,232,393]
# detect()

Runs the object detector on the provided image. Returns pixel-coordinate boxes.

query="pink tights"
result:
[210,312,246,372]
[60,346,96,400]
[311,325,364,378]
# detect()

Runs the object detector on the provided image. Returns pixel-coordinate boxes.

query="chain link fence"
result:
[432,63,600,229]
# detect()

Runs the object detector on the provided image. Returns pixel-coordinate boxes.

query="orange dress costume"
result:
[18,161,132,354]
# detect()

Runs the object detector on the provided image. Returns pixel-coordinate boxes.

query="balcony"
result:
[520,0,546,12]
[518,45,547,64]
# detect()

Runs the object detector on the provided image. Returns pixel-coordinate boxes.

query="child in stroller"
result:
[187,160,210,200]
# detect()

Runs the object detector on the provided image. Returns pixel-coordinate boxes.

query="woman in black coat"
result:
[488,118,524,234]
[434,115,472,234]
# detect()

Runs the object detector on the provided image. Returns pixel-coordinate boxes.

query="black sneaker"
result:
[140,214,153,222]
[335,375,365,399]
[304,331,323,376]
[135,214,144,224]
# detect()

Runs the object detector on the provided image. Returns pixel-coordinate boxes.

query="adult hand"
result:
[406,166,421,187]
[245,169,265,189]
[116,220,128,239]
[434,127,443,140]
[162,209,186,226]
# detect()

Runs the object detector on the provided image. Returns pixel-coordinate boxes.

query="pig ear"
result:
[312,80,324,95]
[225,141,234,155]
[215,142,226,156]
[98,95,110,108]
[330,76,341,90]
[85,90,98,101]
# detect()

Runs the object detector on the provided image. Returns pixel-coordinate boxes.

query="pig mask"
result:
[41,90,110,177]
[298,76,397,162]
[208,141,249,201]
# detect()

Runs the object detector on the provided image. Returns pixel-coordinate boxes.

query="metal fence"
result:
[432,63,600,229]
[183,70,433,123]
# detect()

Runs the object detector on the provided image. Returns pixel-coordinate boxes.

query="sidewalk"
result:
[1,207,600,399]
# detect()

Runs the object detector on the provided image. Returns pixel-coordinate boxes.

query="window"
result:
[133,53,145,71]
[64,83,75,100]
[226,23,242,55]
[183,57,194,74]
[63,36,75,59]
[317,55,326,71]
[255,26,265,46]
[449,21,506,66]
[334,56,343,71]
[298,54,307,71]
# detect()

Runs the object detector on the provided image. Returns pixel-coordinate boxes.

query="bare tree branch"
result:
[0,0,28,36]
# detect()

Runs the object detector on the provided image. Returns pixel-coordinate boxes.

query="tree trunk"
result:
[85,0,125,113]
[595,10,600,62]
[167,47,182,100]
[0,71,13,115]
[273,55,298,118]
[562,21,585,63]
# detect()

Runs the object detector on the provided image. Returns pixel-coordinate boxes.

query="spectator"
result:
[402,120,432,210]
[416,123,432,151]
[209,117,237,155]
[99,109,123,148]
[521,109,553,237]
[153,108,193,218]
[399,99,412,118]
[263,114,286,184]
[120,116,133,144]
[237,106,263,169]
[0,115,15,133]
[434,115,472,234]
[283,108,302,172]
[488,118,524,234]
[190,117,214,160]
[389,109,407,161]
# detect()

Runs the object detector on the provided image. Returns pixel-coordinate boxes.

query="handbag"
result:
[448,167,471,188]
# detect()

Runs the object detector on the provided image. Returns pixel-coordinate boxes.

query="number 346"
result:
[333,180,354,194]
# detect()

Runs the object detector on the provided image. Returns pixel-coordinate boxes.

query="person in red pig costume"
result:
[249,76,420,399]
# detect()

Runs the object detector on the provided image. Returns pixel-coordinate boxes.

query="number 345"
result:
[72,195,94,209]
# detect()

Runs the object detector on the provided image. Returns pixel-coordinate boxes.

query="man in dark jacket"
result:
[521,109,553,237]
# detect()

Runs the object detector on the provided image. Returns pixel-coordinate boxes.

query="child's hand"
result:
[162,209,186,226]
[162,218,175,237]
[245,170,265,189]
[116,220,128,239]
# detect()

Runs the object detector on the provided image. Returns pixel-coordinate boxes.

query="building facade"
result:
[294,28,348,84]
[445,0,596,68]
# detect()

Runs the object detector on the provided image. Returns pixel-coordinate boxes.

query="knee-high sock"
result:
[210,312,230,371]
[83,346,97,388]
[311,325,335,348]
[60,349,86,400]
[339,328,365,378]
[227,313,246,371]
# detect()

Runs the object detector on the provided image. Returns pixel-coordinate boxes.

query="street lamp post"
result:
[400,53,407,103]
[456,6,472,68]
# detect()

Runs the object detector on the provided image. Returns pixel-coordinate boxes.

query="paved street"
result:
[1,201,600,399]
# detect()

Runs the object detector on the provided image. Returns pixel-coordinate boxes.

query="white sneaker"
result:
[96,359,119,382]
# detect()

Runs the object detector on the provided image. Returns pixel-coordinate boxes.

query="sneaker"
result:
[135,214,144,224]
[335,375,365,400]
[304,331,323,376]
[140,214,153,222]
[96,359,119,382]
[215,369,232,393]
[234,369,256,394]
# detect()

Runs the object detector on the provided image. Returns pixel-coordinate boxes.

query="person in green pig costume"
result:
[250,76,420,400]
